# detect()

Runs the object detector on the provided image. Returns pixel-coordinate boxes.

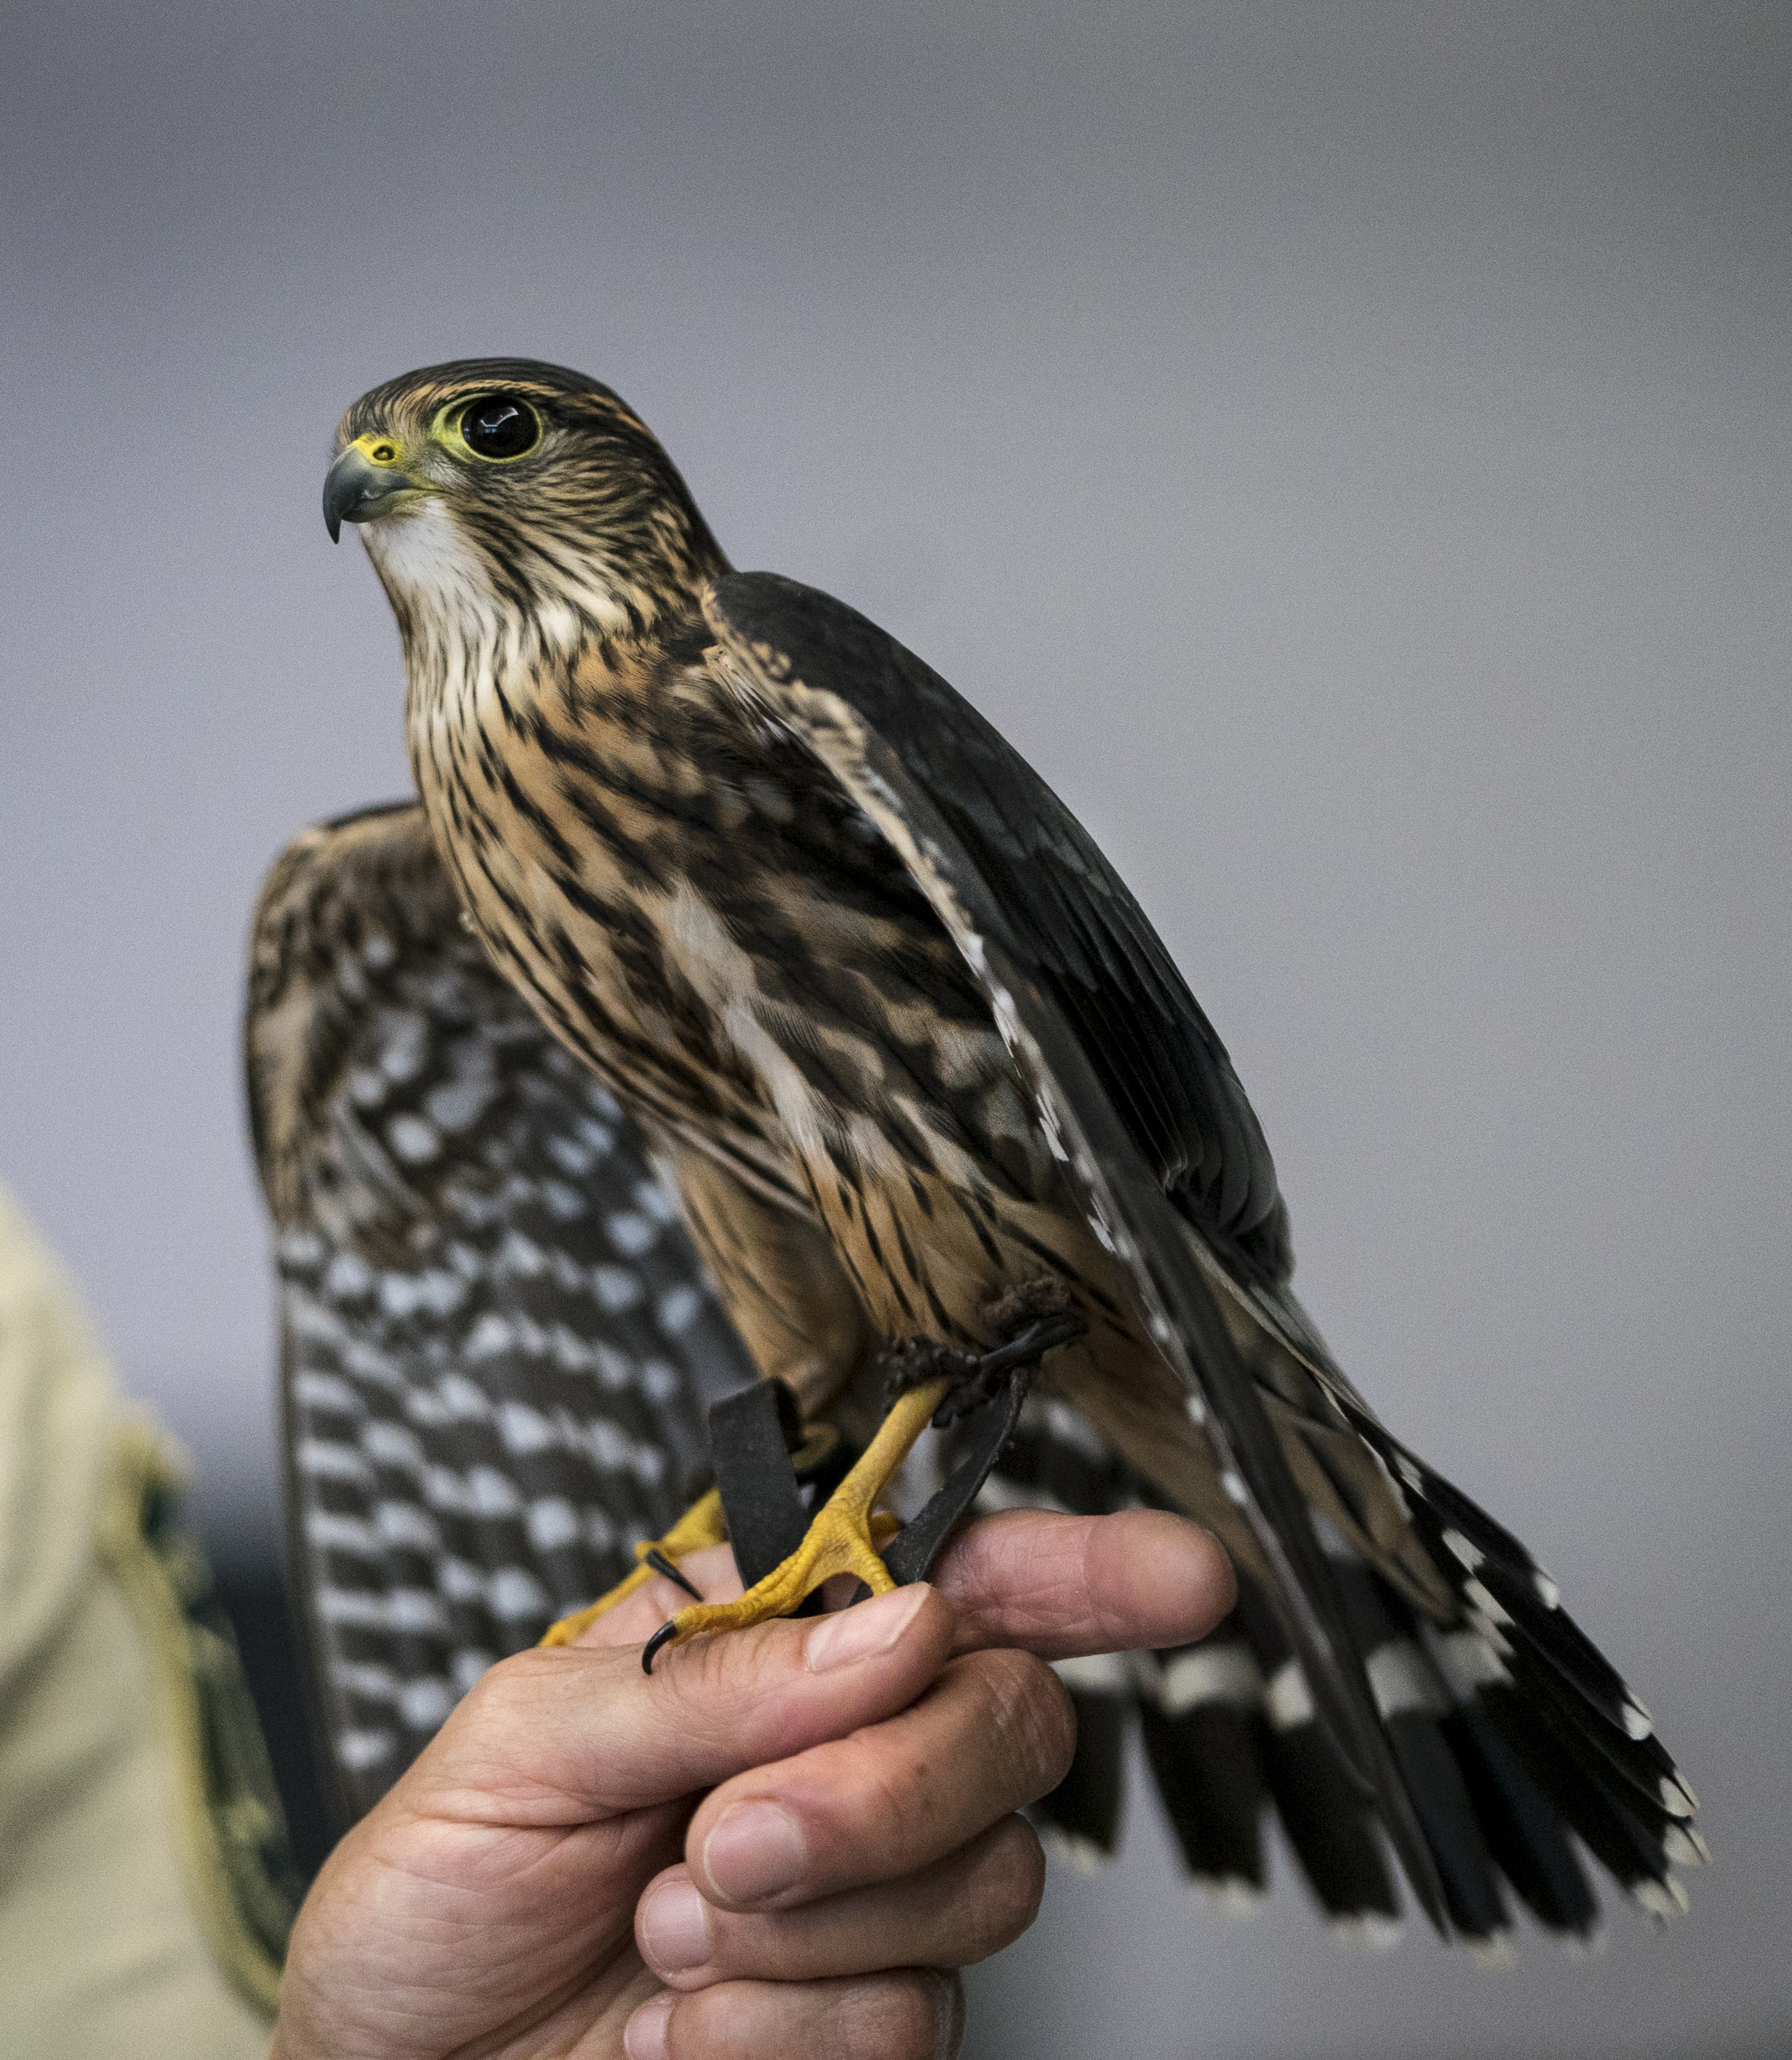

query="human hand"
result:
[270,1507,1234,2060]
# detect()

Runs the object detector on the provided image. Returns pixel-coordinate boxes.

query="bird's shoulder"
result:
[543,613,925,899]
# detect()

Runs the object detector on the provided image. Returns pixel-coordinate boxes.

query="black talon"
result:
[644,1547,704,1601]
[642,1619,681,1674]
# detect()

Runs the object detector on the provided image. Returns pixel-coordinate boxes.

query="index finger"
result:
[930,1507,1235,1658]
[587,1507,1233,1668]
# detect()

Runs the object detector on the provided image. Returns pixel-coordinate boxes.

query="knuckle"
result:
[657,1615,790,1730]
[841,1969,963,2060]
[953,1818,1046,1961]
[957,1649,1077,1799]
[982,1818,1048,1952]
[454,1645,557,1728]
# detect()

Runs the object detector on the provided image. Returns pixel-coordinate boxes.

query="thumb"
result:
[400,1582,953,1826]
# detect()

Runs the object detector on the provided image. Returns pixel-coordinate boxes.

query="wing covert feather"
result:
[709,574,1286,1278]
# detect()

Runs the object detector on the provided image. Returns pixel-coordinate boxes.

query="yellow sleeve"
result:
[0,1183,293,2058]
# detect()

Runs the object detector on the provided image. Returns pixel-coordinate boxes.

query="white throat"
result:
[362,497,631,693]
[362,497,494,619]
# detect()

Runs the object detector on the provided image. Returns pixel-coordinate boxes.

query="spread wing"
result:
[701,572,1452,1925]
[245,802,760,1820]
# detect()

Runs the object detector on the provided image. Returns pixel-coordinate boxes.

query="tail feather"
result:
[1035,1658,1130,1866]
[1233,1583,1403,1929]
[1503,1642,1685,1826]
[1340,1408,1700,1896]
[1263,1720,1403,1929]
[1326,1553,1513,1942]
[1413,1464,1666,1758]
[1138,1639,1269,1900]
[983,1388,1701,1944]
[1438,1699,1600,1936]
[1359,1417,1666,1760]
[1382,1712,1511,1944]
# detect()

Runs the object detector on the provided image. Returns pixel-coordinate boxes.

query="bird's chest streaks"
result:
[411,658,747,1161]
[409,648,1057,1226]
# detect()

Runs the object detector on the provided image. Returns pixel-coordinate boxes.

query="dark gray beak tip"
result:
[323,445,412,543]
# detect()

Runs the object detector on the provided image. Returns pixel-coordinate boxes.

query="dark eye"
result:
[460,395,540,460]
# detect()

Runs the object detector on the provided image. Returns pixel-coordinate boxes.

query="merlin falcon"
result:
[247,356,1703,1948]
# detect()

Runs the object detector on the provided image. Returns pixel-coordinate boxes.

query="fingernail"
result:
[623,1991,674,2060]
[804,1583,929,1674]
[701,1798,809,1902]
[638,1875,712,1974]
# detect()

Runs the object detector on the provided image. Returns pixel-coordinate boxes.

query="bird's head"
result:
[324,358,728,654]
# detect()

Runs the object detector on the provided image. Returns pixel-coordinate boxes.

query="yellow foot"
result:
[538,1487,729,1647]
[644,1378,950,1671]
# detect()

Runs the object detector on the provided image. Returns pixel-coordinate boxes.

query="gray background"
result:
[3,4,1787,2054]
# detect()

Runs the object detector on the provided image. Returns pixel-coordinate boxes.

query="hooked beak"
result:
[323,443,421,542]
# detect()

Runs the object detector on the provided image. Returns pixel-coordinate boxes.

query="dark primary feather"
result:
[245,804,758,1819]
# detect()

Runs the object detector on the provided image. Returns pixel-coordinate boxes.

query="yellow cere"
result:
[349,432,405,469]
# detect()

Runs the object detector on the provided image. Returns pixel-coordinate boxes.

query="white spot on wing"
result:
[1365,1640,1446,1720]
[324,1252,373,1299]
[348,1069,387,1109]
[387,1113,441,1164]
[1633,1876,1690,1922]
[1157,1644,1263,1714]
[467,1466,521,1518]
[489,1566,552,1620]
[374,1500,439,1551]
[294,1370,362,1415]
[1266,1660,1315,1731]
[594,1264,643,1311]
[451,1649,495,1694]
[398,1678,454,1729]
[425,1079,493,1132]
[295,1437,371,1484]
[305,1511,376,1555]
[362,1420,423,1469]
[1051,1652,1131,1694]
[604,1210,657,1256]
[497,1402,554,1454]
[337,1728,395,1771]
[657,1285,699,1334]
[526,1497,580,1551]
[378,1015,427,1082]
[1442,1527,1484,1573]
